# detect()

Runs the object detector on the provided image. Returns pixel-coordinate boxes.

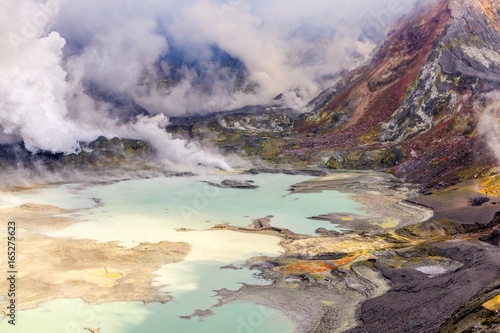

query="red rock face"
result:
[284,0,500,187]
[294,0,450,135]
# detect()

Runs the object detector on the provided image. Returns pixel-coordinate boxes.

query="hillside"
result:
[174,0,500,188]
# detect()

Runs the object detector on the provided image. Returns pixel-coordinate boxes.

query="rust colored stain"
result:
[278,261,336,276]
[333,256,357,267]
[277,257,359,276]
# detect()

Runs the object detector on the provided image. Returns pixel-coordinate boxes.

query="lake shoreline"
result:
[1,171,499,332]
[211,173,500,332]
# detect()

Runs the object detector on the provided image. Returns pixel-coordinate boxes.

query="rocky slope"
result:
[287,0,500,186]
[176,0,500,188]
[166,105,298,159]
[345,239,500,333]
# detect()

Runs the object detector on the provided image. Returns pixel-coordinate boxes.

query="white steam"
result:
[0,0,235,171]
[0,0,77,153]
[120,114,235,171]
[479,93,500,165]
[0,0,418,170]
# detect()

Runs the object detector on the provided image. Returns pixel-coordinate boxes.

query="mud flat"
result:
[290,171,435,233]
[212,173,500,333]
[0,203,191,315]
[405,176,500,235]
[211,228,412,332]
[215,259,391,332]
[203,172,423,332]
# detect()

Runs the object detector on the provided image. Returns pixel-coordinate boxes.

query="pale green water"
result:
[0,183,97,210]
[52,174,363,237]
[0,173,364,332]
[8,299,293,333]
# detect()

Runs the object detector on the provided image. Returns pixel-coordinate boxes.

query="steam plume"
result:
[0,0,418,170]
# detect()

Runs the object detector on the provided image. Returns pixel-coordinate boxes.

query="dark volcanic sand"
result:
[346,240,500,333]
[344,179,500,333]
[409,180,500,233]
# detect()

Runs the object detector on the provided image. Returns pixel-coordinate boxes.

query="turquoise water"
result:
[9,299,294,333]
[51,174,363,237]
[0,173,364,332]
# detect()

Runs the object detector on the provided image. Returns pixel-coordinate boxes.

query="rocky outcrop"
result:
[481,229,500,246]
[204,179,260,189]
[212,216,307,239]
[325,147,404,171]
[167,106,298,162]
[400,219,450,238]
[84,328,101,333]
[0,136,155,174]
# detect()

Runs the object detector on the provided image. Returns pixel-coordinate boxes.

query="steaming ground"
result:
[1,0,417,171]
[479,93,500,166]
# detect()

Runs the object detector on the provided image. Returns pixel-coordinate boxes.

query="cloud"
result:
[0,0,418,170]
[54,0,418,114]
[0,0,237,171]
[164,0,418,106]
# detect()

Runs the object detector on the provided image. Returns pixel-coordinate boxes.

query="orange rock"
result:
[483,295,500,312]
[333,256,357,267]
